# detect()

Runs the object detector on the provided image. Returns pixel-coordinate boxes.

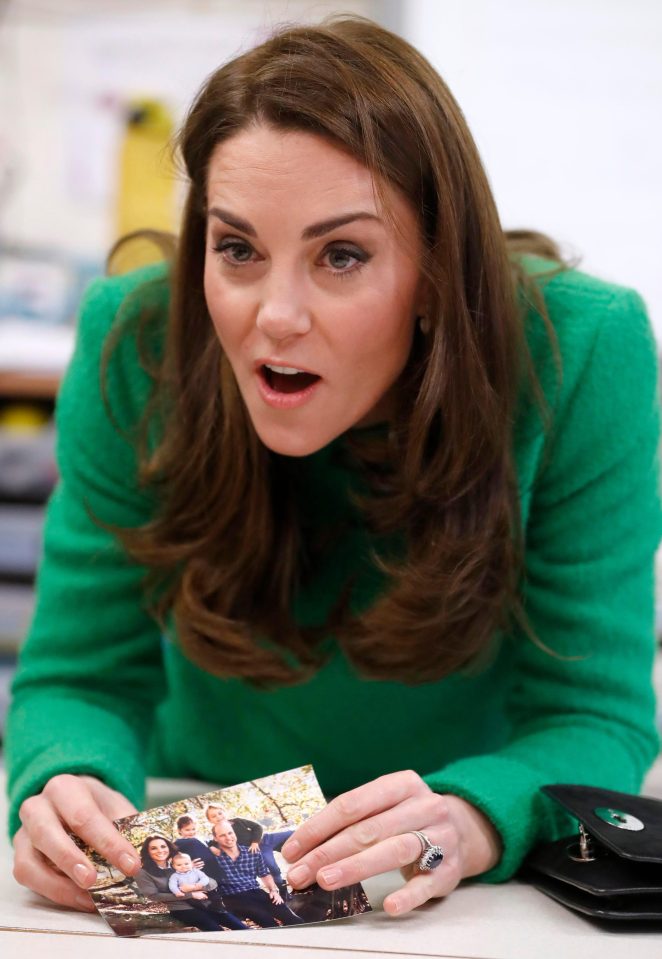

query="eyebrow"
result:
[208,207,381,240]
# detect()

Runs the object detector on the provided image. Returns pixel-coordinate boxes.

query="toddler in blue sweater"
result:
[168,851,210,899]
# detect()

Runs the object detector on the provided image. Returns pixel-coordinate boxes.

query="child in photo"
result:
[168,851,210,899]
[205,804,263,852]
[174,814,221,877]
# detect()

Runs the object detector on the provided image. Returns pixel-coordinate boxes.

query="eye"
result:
[322,243,370,276]
[213,236,256,266]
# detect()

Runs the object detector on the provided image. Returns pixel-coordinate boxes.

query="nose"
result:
[256,270,311,341]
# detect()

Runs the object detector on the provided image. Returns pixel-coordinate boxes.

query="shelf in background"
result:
[0,655,17,739]
[0,371,61,400]
[0,582,34,654]
[0,504,45,582]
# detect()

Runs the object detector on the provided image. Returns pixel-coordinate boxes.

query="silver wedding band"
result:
[408,830,444,872]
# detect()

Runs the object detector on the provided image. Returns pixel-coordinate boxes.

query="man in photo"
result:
[205,803,293,899]
[211,819,304,927]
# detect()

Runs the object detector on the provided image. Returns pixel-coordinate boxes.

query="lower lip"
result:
[256,370,321,409]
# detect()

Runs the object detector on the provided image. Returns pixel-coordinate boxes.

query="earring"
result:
[417,315,431,335]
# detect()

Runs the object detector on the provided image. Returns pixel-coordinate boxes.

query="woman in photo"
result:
[7,15,661,919]
[135,836,248,931]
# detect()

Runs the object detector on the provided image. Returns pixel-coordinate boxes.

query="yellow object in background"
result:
[0,404,50,433]
[113,97,177,270]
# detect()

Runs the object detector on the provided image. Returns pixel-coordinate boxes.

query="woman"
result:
[7,16,661,919]
[135,836,247,932]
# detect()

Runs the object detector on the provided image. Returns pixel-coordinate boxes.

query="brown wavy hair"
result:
[105,16,563,687]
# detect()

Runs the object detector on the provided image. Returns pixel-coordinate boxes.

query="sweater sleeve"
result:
[423,286,662,881]
[5,273,166,839]
[233,817,264,843]
[135,868,180,904]
[254,850,269,878]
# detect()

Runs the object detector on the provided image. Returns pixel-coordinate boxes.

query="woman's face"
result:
[204,123,426,457]
[147,838,171,865]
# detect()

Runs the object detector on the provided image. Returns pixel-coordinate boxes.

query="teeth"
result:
[264,364,305,375]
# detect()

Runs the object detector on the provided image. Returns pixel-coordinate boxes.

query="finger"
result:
[312,828,453,890]
[283,771,427,863]
[83,777,138,820]
[46,776,141,873]
[27,778,140,878]
[286,793,446,888]
[13,829,97,912]
[19,795,101,890]
[384,861,461,916]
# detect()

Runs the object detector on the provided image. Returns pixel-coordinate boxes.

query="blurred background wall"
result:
[0,0,660,741]
[405,0,662,337]
[2,0,660,322]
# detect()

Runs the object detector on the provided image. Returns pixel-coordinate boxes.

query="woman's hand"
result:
[13,774,140,913]
[282,771,502,916]
[248,841,261,854]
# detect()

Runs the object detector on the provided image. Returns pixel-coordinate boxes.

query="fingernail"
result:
[319,867,341,886]
[119,853,139,874]
[282,838,300,860]
[73,863,93,888]
[287,863,310,886]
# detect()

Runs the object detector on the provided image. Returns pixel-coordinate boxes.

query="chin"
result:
[254,422,338,458]
[259,434,331,458]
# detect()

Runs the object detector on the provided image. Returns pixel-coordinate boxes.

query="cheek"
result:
[204,274,254,350]
[343,297,416,377]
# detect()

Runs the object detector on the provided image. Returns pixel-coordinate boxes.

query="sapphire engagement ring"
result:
[408,830,444,871]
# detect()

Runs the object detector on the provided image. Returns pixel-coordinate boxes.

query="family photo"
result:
[78,766,371,937]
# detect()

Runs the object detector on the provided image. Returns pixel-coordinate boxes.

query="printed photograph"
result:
[76,765,372,937]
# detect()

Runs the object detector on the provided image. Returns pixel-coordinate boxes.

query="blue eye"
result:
[213,238,255,265]
[327,248,357,269]
[324,244,370,275]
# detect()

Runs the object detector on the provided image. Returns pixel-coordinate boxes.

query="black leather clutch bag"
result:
[521,784,662,921]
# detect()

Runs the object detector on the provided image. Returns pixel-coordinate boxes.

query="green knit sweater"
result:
[5,258,661,882]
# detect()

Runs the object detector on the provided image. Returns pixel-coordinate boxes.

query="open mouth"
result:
[261,364,321,394]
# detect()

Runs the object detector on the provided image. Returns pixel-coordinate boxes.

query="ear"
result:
[414,274,431,319]
[418,314,431,335]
